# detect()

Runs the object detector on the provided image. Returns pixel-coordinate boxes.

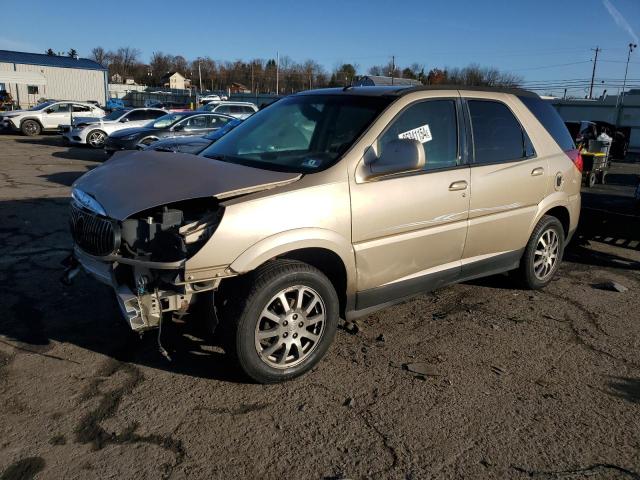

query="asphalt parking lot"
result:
[1,133,639,480]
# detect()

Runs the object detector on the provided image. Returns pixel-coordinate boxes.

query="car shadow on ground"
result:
[14,136,107,162]
[0,196,248,384]
[39,171,91,187]
[607,376,640,404]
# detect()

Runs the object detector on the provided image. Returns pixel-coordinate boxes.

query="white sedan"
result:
[61,108,166,148]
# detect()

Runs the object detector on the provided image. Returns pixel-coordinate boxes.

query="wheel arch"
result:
[19,117,43,129]
[227,229,356,316]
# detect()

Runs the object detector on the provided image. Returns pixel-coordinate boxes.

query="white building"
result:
[0,50,107,108]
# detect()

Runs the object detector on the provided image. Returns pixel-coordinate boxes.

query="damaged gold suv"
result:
[68,86,582,383]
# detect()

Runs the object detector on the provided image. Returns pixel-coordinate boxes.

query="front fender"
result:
[229,227,356,294]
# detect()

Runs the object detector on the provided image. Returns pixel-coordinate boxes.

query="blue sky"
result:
[2,0,639,97]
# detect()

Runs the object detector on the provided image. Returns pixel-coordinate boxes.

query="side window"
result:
[73,104,91,112]
[184,115,208,129]
[48,103,70,113]
[378,100,458,171]
[215,105,232,114]
[242,106,255,114]
[147,110,166,119]
[208,115,231,128]
[126,110,149,121]
[468,100,534,164]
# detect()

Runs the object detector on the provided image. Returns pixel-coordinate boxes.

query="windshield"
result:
[150,113,188,129]
[28,101,55,111]
[201,95,390,172]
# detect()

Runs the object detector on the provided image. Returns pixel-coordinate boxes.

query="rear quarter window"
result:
[518,95,575,151]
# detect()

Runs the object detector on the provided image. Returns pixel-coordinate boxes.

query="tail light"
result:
[566,148,583,172]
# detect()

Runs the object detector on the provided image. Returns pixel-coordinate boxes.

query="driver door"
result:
[42,103,71,129]
[350,98,470,308]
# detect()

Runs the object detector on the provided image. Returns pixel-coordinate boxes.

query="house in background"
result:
[161,72,191,90]
[229,82,250,94]
[110,73,137,85]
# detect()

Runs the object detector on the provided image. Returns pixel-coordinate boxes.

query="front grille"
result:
[70,202,120,256]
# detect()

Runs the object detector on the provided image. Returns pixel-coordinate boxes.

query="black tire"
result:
[587,171,597,188]
[220,259,339,383]
[600,171,608,185]
[86,129,107,148]
[517,215,565,290]
[21,119,41,136]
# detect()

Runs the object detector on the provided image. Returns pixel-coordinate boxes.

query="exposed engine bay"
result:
[119,198,224,263]
[67,197,225,334]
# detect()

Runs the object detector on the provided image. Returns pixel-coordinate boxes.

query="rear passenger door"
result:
[462,95,548,268]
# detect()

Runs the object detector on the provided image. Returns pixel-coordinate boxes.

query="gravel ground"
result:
[1,133,639,480]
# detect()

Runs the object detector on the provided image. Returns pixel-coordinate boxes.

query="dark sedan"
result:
[104,112,235,154]
[144,118,242,154]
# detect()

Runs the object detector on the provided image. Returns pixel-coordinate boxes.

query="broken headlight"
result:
[119,198,223,262]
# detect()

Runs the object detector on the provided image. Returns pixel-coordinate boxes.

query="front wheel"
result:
[516,215,565,289]
[21,120,41,136]
[86,129,106,148]
[221,260,339,383]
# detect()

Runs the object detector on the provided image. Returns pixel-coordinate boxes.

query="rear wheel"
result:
[86,129,107,148]
[21,120,41,136]
[586,171,597,188]
[220,259,339,383]
[517,215,565,289]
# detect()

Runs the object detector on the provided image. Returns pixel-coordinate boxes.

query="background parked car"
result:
[198,101,258,119]
[62,108,167,148]
[104,112,235,153]
[144,100,191,111]
[144,117,242,154]
[0,101,105,136]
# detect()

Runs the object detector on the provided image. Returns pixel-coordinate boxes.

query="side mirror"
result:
[173,124,185,132]
[44,108,54,114]
[119,117,129,123]
[364,138,425,179]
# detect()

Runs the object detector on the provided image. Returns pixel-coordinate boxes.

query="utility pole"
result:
[588,47,599,99]
[390,55,395,85]
[198,59,202,92]
[251,62,254,93]
[616,42,637,127]
[276,51,279,94]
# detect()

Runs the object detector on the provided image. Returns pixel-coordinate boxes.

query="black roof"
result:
[0,50,106,71]
[298,85,538,98]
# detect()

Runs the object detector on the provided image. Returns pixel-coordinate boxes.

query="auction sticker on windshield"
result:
[398,124,432,144]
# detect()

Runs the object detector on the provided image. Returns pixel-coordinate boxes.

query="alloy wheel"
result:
[533,228,559,280]
[88,131,105,148]
[254,285,326,369]
[24,122,38,135]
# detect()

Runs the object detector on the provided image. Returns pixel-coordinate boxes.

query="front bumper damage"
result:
[70,246,221,333]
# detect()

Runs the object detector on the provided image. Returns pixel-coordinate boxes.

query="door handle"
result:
[531,167,544,176]
[449,180,468,191]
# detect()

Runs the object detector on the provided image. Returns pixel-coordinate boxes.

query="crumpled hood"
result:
[72,150,301,220]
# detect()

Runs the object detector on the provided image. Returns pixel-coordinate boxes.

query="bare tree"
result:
[90,47,109,67]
